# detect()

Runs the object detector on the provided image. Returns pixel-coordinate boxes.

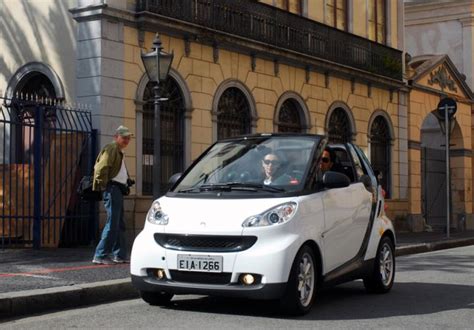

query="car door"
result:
[321,144,373,273]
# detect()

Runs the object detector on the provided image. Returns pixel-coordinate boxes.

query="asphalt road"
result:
[2,246,473,329]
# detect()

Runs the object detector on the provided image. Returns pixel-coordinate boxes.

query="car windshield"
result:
[172,135,320,195]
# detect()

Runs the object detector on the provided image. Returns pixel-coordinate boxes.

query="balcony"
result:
[136,0,403,82]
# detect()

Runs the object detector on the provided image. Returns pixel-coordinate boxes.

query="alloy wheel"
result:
[379,243,394,287]
[297,252,315,307]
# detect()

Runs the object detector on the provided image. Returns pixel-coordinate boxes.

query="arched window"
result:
[370,115,391,197]
[327,107,352,143]
[11,72,58,164]
[15,73,57,99]
[142,78,185,195]
[277,99,303,133]
[217,87,251,139]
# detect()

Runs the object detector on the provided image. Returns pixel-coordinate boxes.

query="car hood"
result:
[158,196,295,235]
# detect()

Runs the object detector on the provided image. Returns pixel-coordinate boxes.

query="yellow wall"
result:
[129,31,402,198]
[307,0,325,23]
[408,86,472,228]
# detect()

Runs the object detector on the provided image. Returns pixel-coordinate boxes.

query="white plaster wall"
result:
[405,21,463,72]
[0,0,78,101]
[405,0,473,89]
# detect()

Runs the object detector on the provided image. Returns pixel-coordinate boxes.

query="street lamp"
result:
[141,33,174,199]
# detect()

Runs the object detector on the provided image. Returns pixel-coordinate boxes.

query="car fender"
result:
[364,214,396,261]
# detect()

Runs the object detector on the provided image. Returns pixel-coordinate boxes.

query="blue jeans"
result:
[94,184,126,259]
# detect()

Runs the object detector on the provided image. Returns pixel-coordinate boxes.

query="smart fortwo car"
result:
[131,134,396,315]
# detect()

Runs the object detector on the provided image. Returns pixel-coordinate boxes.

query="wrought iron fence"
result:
[136,0,403,80]
[0,95,97,249]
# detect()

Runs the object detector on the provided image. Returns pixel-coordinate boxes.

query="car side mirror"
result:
[168,173,182,189]
[323,171,350,189]
[359,174,373,192]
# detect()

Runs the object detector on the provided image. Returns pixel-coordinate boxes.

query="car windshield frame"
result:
[167,134,324,199]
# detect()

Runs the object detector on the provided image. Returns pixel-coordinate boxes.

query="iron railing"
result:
[0,96,96,248]
[136,0,403,80]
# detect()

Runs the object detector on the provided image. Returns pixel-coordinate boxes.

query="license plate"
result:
[177,255,223,273]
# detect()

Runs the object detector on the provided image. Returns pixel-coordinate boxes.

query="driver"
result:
[261,151,291,185]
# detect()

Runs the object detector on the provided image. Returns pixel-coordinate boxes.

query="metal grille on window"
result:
[142,78,185,195]
[327,107,352,143]
[217,87,251,139]
[370,116,391,198]
[278,99,303,133]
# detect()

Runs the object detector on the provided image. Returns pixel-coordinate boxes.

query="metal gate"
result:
[0,95,97,249]
[422,147,447,230]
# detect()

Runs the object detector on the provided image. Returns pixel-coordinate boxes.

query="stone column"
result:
[72,0,140,249]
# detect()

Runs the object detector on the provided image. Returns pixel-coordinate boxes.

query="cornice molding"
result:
[405,13,472,26]
[405,0,472,14]
[69,3,137,26]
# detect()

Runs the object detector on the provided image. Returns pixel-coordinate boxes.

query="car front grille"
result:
[154,234,257,252]
[169,270,232,285]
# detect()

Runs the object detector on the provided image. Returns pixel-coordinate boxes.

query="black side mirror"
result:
[323,171,350,189]
[168,173,182,189]
[359,174,373,192]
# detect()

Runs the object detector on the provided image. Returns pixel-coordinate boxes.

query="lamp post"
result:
[141,33,174,199]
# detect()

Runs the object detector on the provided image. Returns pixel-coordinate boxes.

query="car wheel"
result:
[139,291,174,306]
[280,245,317,315]
[364,236,395,293]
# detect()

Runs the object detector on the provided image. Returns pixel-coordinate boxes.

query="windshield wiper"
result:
[177,187,201,193]
[201,182,285,192]
[178,182,286,193]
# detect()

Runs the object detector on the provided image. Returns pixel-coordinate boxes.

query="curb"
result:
[0,278,138,321]
[395,237,474,257]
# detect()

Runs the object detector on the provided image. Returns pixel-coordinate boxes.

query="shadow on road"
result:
[162,280,474,320]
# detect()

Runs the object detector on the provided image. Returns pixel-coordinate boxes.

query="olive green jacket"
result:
[92,142,124,191]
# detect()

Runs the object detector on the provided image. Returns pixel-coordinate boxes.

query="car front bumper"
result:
[131,275,286,300]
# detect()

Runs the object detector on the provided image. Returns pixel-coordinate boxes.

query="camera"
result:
[127,178,135,187]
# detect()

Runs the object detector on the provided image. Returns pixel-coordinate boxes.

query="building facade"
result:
[405,0,474,89]
[14,1,473,246]
[404,0,474,231]
[68,0,407,238]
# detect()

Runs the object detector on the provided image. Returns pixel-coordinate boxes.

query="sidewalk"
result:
[1,230,473,320]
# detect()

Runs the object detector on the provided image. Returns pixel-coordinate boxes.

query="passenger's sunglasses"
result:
[321,157,330,163]
[263,159,280,166]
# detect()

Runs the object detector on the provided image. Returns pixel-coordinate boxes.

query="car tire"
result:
[139,291,174,306]
[363,236,395,293]
[280,245,317,315]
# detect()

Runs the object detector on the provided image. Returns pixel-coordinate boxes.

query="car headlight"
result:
[242,202,297,227]
[146,201,169,225]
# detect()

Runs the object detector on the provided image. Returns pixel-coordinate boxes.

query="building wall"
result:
[126,30,403,233]
[405,0,474,88]
[0,0,77,100]
[71,0,405,238]
[0,0,410,247]
[407,85,473,231]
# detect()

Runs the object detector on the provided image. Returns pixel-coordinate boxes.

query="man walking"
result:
[92,125,132,264]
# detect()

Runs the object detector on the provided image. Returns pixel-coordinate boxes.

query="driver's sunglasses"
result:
[263,159,280,166]
[321,157,330,163]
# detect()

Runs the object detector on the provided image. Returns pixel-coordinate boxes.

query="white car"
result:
[131,134,395,315]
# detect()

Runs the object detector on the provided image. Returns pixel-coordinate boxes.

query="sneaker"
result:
[112,256,130,264]
[92,257,114,265]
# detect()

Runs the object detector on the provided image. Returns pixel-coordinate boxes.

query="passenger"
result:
[261,151,292,185]
[319,147,343,174]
